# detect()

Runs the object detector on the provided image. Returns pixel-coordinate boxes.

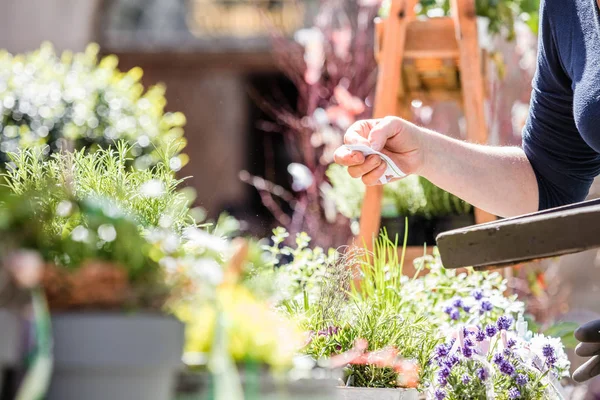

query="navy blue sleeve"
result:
[522,0,600,210]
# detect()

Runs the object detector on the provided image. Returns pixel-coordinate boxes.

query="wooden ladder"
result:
[357,0,496,257]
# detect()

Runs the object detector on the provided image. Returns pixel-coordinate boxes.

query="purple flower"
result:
[472,289,484,300]
[437,374,448,387]
[462,327,473,337]
[462,346,474,358]
[515,374,529,386]
[452,298,464,308]
[493,353,505,365]
[463,305,472,313]
[435,343,450,358]
[317,326,340,337]
[497,316,513,331]
[477,368,489,381]
[480,300,493,312]
[504,348,513,356]
[434,389,446,400]
[499,360,516,376]
[444,355,460,369]
[546,355,558,367]
[439,367,451,378]
[507,338,517,348]
[462,374,471,385]
[443,306,454,315]
[475,330,486,342]
[542,344,555,358]
[485,324,498,337]
[464,338,475,348]
[508,387,521,399]
[449,309,461,321]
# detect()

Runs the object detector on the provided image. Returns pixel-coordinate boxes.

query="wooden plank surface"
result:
[437,200,600,270]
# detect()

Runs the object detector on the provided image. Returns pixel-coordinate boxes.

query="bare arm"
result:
[420,128,538,217]
[333,117,539,218]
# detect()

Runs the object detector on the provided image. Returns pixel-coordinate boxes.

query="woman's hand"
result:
[332,116,539,217]
[333,117,425,186]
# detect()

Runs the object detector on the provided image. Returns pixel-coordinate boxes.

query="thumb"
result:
[367,117,403,152]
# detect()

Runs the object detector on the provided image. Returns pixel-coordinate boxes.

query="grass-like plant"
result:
[270,228,440,388]
[3,142,194,234]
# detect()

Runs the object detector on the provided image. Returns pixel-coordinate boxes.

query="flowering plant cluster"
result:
[0,43,186,169]
[265,231,574,394]
[429,315,569,399]
[401,252,525,331]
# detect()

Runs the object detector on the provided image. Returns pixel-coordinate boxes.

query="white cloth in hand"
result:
[343,144,406,184]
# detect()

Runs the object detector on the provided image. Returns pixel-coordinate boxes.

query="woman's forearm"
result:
[419,129,539,217]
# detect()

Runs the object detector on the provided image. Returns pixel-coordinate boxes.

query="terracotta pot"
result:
[336,386,419,400]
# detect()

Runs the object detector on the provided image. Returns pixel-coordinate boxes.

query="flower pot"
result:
[47,312,184,400]
[176,368,339,400]
[430,213,475,241]
[381,216,428,246]
[336,386,419,400]
[0,309,20,397]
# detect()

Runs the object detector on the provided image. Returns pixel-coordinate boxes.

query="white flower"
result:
[192,258,224,286]
[139,179,166,198]
[529,334,571,377]
[56,200,73,217]
[97,224,117,242]
[288,163,314,191]
[183,227,228,254]
[71,225,90,242]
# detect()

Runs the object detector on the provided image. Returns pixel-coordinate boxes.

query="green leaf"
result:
[544,321,579,349]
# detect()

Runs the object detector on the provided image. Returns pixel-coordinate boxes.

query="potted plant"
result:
[264,229,438,399]
[0,140,200,399]
[0,188,45,398]
[260,228,574,399]
[0,43,187,170]
[169,233,340,400]
[0,183,186,400]
[325,165,472,246]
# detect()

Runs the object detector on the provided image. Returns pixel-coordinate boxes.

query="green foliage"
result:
[263,227,340,309]
[0,42,187,169]
[3,142,194,234]
[326,164,472,219]
[381,0,540,39]
[0,184,162,285]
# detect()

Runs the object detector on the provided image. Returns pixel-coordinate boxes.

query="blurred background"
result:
[3,0,600,394]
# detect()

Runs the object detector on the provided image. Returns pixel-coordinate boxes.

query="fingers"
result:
[367,117,403,151]
[362,160,387,186]
[575,319,600,342]
[333,146,365,167]
[576,342,600,357]
[344,120,376,146]
[348,155,382,178]
[573,355,600,383]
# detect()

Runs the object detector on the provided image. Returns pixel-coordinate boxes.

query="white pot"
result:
[336,387,419,400]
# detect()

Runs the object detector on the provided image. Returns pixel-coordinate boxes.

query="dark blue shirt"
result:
[522,0,600,209]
